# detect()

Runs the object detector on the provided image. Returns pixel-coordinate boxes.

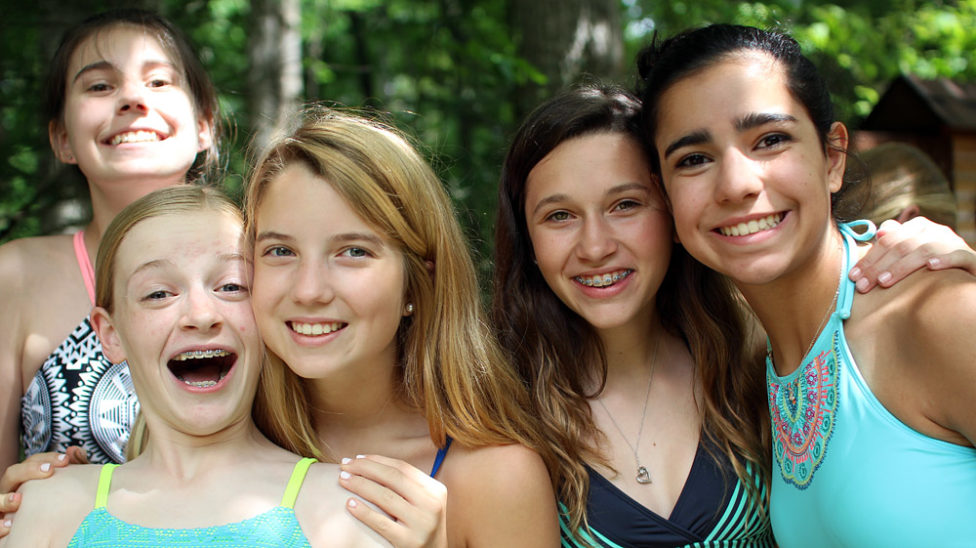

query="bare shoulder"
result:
[296,462,389,547]
[439,443,558,548]
[3,464,101,547]
[0,234,76,303]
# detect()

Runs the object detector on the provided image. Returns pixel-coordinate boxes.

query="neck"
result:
[135,417,276,481]
[306,355,426,456]
[738,226,846,376]
[595,313,665,389]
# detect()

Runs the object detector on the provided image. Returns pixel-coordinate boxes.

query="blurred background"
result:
[3,0,976,277]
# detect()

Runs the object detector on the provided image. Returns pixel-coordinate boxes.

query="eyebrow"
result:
[663,112,798,159]
[255,230,385,248]
[530,182,650,216]
[72,59,177,84]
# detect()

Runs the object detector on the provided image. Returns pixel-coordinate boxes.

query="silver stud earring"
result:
[405,303,415,315]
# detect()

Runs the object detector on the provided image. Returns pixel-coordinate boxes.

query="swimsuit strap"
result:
[836,221,877,320]
[94,463,119,509]
[280,458,317,509]
[73,231,96,306]
[430,436,453,478]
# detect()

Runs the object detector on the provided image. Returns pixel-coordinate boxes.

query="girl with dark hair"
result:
[1,8,219,478]
[494,80,976,546]
[638,24,976,545]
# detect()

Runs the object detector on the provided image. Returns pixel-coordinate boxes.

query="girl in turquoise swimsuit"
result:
[1,186,385,547]
[638,24,976,547]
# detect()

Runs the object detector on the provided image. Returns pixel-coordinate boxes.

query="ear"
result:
[826,122,849,194]
[196,115,213,153]
[91,306,126,364]
[896,204,921,223]
[49,120,77,165]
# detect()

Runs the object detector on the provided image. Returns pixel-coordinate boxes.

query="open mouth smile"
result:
[107,130,165,146]
[575,269,633,288]
[167,349,235,388]
[288,321,347,336]
[717,213,784,237]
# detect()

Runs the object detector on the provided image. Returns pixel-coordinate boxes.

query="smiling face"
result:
[250,162,408,383]
[653,51,847,288]
[524,132,673,335]
[50,24,211,189]
[91,209,260,437]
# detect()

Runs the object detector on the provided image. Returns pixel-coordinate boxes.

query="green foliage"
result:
[3,0,976,287]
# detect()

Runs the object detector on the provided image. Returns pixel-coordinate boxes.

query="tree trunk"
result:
[247,0,303,153]
[509,0,624,118]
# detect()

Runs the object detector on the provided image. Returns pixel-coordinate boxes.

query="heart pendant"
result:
[636,465,652,484]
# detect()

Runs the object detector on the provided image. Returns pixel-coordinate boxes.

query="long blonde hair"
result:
[245,109,555,477]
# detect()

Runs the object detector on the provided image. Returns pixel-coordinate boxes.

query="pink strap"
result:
[73,231,96,305]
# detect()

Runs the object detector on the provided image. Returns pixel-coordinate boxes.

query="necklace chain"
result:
[769,267,842,366]
[595,335,661,485]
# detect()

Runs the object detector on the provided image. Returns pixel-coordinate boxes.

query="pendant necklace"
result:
[596,334,661,485]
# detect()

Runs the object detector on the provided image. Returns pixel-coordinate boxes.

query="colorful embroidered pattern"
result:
[768,331,839,488]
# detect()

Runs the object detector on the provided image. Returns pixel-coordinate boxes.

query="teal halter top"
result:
[767,222,976,547]
[67,458,316,547]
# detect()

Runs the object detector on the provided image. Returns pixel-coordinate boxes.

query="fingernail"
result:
[340,471,351,480]
[341,457,352,465]
[355,454,365,459]
[878,272,892,285]
[855,277,869,292]
[928,257,941,268]
[40,462,51,472]
[7,493,15,502]
[347,498,358,508]
[3,519,11,528]
[848,266,861,279]
[58,453,67,462]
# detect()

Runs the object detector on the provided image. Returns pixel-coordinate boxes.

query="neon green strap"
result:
[94,464,119,509]
[281,458,316,509]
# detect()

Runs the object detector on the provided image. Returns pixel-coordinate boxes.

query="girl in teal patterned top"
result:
[1,187,385,547]
[638,23,976,546]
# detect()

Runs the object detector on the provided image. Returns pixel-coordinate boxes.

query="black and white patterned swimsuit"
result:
[19,231,140,464]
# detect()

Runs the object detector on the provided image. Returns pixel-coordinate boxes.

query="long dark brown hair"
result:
[492,84,770,537]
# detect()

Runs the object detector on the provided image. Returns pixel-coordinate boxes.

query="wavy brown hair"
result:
[244,109,558,491]
[492,84,770,538]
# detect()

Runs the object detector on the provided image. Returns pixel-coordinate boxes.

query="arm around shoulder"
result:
[0,240,29,474]
[442,443,559,548]
[0,464,96,548]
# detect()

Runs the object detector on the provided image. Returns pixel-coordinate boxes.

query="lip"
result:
[166,345,237,393]
[286,318,348,346]
[712,211,787,242]
[572,268,634,297]
[102,127,169,146]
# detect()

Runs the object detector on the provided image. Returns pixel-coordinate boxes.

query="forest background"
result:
[3,0,976,281]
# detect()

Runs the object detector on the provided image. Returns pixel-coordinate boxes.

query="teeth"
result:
[178,368,229,389]
[291,321,344,336]
[172,349,230,361]
[575,269,632,288]
[110,130,160,145]
[719,213,783,237]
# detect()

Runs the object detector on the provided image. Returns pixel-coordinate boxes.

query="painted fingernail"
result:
[347,498,358,508]
[848,267,861,279]
[58,453,67,462]
[340,471,351,480]
[7,493,15,502]
[3,519,11,528]
[855,277,869,292]
[341,457,352,465]
[928,257,942,268]
[878,272,892,285]
[355,454,365,459]
[40,462,51,472]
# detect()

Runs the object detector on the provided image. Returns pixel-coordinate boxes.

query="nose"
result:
[290,259,335,305]
[714,148,763,204]
[576,215,617,263]
[117,79,149,115]
[181,286,221,332]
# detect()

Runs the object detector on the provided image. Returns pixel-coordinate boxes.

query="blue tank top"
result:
[67,458,316,547]
[560,440,773,547]
[767,222,976,547]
